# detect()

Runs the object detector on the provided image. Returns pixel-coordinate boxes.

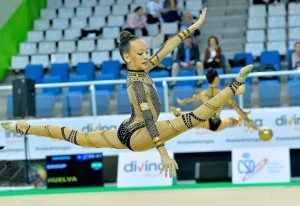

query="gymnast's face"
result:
[124,39,149,70]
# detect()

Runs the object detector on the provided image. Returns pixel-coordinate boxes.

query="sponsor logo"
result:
[238,153,268,182]
[275,115,300,126]
[48,176,77,183]
[91,162,103,171]
[82,123,117,132]
[123,161,162,173]
[46,163,67,170]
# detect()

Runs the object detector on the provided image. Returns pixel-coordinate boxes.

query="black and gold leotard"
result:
[117,29,192,150]
[202,87,222,131]
[117,70,161,150]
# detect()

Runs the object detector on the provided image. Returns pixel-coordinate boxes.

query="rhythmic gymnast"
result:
[170,68,259,132]
[1,8,253,178]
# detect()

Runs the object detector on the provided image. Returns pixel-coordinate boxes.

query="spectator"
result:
[162,0,180,22]
[179,12,200,37]
[292,42,300,79]
[204,36,225,72]
[124,7,148,36]
[146,0,163,24]
[172,36,204,85]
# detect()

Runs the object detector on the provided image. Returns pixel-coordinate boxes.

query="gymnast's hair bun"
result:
[119,31,132,43]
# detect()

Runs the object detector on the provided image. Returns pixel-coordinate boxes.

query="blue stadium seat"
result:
[288,79,300,105]
[231,66,252,84]
[150,71,169,87]
[160,56,173,68]
[177,70,197,86]
[25,64,44,83]
[90,90,110,115]
[232,82,251,108]
[62,92,83,116]
[156,87,165,112]
[260,51,280,70]
[122,72,128,89]
[50,63,69,82]
[95,73,115,92]
[204,68,225,86]
[36,93,55,117]
[76,62,95,81]
[288,50,294,70]
[69,75,89,95]
[259,80,280,107]
[101,60,121,79]
[173,86,195,111]
[7,94,13,119]
[234,53,254,65]
[42,76,62,97]
[117,88,131,114]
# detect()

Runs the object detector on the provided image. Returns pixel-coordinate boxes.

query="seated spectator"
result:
[171,36,204,85]
[204,36,225,72]
[146,0,163,24]
[292,42,300,79]
[162,0,180,22]
[179,12,200,37]
[124,7,148,36]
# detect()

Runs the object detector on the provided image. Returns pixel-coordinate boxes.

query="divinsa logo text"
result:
[124,161,162,173]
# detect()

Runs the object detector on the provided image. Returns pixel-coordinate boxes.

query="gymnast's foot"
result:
[236,64,253,83]
[170,106,182,117]
[1,120,29,134]
[231,64,253,96]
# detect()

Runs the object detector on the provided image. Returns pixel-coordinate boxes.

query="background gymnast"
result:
[1,8,254,178]
[171,68,259,132]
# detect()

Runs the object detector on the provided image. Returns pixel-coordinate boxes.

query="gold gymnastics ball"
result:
[259,127,273,141]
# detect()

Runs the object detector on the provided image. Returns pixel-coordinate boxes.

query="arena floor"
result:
[1,182,300,206]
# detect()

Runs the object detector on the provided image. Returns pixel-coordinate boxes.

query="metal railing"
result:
[0,70,299,117]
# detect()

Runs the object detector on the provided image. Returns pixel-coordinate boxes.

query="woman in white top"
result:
[204,36,225,72]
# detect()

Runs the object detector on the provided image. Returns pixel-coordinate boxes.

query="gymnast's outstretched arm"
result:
[227,99,259,130]
[147,7,207,70]
[177,92,204,106]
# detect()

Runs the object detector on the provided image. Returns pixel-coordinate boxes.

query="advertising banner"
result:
[0,106,300,160]
[232,147,290,184]
[117,151,174,187]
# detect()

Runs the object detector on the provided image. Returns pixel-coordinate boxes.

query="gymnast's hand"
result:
[190,7,207,31]
[160,154,179,178]
[177,98,186,105]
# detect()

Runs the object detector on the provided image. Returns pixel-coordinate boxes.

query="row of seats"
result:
[247,28,300,42]
[11,51,122,69]
[6,78,300,118]
[249,3,300,17]
[44,0,202,17]
[35,16,127,30]
[25,60,120,83]
[248,15,300,29]
[19,35,160,55]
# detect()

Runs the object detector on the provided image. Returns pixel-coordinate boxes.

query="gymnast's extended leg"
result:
[1,121,126,149]
[130,65,253,150]
[170,107,243,132]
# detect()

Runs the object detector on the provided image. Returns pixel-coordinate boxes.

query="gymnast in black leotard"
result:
[1,8,254,178]
[171,68,259,132]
